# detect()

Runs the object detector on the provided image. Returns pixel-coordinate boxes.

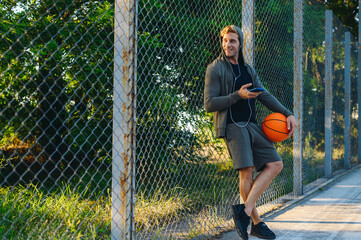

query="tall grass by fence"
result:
[0,0,359,239]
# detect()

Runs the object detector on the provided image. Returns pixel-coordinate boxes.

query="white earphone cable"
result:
[229,63,252,128]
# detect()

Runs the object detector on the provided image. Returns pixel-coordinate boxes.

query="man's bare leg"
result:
[238,167,262,224]
[240,161,283,218]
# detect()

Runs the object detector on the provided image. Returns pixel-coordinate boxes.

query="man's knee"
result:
[266,161,283,174]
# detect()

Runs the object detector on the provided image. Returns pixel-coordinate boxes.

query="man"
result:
[204,25,297,240]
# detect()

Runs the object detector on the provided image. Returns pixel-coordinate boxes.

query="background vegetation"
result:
[0,0,359,238]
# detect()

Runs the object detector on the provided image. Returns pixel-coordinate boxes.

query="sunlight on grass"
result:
[0,184,195,239]
[0,184,110,239]
[135,187,191,231]
[183,204,230,239]
[1,137,335,239]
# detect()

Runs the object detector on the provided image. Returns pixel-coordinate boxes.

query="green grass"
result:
[0,131,238,239]
[0,184,111,239]
[1,136,334,239]
[0,160,237,239]
[0,144,288,239]
[135,187,191,231]
[0,183,206,239]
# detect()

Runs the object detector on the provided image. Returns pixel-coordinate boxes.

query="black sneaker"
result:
[231,204,250,240]
[250,221,276,239]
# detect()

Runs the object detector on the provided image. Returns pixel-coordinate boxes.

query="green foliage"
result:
[0,184,110,239]
[1,1,113,167]
[303,133,325,184]
[1,0,357,238]
[135,187,191,231]
[303,1,327,153]
[136,0,243,189]
[323,0,358,38]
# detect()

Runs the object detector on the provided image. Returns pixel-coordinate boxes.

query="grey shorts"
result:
[224,122,282,172]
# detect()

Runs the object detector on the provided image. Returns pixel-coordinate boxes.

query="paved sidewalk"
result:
[217,166,361,240]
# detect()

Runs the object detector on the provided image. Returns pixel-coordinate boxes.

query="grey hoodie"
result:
[204,26,292,138]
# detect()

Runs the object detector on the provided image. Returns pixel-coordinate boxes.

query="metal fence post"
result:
[358,0,361,165]
[242,0,254,67]
[325,10,333,178]
[293,0,303,195]
[112,0,137,239]
[344,32,351,169]
[240,0,254,205]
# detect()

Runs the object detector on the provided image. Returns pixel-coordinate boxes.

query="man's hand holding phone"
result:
[238,83,263,99]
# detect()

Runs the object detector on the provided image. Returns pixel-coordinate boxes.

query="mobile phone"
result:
[249,87,265,92]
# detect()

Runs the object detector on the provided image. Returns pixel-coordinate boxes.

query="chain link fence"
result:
[332,16,350,172]
[302,1,326,185]
[1,0,113,238]
[302,1,359,186]
[351,35,359,167]
[0,0,359,239]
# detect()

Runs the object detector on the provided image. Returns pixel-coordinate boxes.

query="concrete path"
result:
[217,166,361,240]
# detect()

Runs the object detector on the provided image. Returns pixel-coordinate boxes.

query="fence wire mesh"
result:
[302,0,326,185]
[254,0,294,212]
[0,0,359,239]
[1,0,114,239]
[332,16,348,172]
[136,0,295,238]
[351,37,359,167]
[302,1,359,186]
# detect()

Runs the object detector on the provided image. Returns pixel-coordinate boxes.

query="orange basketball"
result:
[262,113,290,142]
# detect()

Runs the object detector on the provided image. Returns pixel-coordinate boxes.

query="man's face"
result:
[222,32,240,61]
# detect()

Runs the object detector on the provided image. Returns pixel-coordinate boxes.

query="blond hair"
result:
[220,25,240,41]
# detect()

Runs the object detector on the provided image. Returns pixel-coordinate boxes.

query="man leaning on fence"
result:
[203,25,297,240]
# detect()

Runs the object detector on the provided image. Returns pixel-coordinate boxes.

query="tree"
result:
[136,0,245,189]
[317,0,358,38]
[0,0,113,183]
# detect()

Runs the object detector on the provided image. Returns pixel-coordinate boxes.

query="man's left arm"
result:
[250,67,297,135]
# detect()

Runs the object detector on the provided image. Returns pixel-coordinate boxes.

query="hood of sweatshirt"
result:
[219,26,246,65]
